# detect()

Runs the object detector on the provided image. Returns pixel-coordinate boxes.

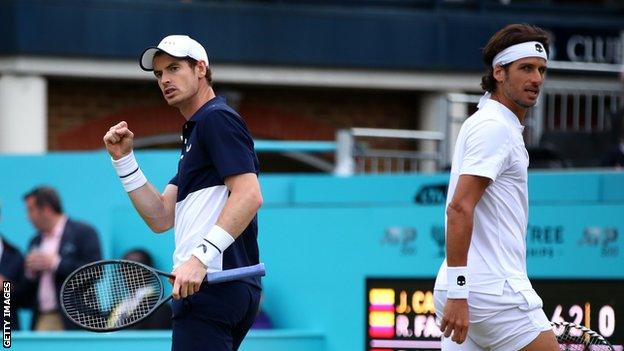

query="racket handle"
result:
[206,263,266,284]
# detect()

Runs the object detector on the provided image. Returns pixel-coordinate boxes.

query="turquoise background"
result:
[1,152,623,351]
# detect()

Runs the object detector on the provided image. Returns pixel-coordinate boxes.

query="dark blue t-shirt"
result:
[169,96,260,288]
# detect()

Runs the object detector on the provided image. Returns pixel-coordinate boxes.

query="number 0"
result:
[598,305,615,337]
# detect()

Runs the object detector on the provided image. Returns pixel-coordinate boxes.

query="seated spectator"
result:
[251,294,273,329]
[122,248,172,330]
[22,186,102,331]
[603,69,624,169]
[601,136,624,169]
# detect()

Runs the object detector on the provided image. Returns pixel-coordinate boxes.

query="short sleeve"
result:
[459,119,511,181]
[169,173,179,186]
[197,109,258,180]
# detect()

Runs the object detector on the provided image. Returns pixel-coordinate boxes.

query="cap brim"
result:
[140,46,193,71]
[139,47,161,71]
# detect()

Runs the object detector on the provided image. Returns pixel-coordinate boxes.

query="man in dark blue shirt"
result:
[103,35,263,351]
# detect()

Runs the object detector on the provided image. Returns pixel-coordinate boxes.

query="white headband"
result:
[478,41,548,109]
[492,41,548,67]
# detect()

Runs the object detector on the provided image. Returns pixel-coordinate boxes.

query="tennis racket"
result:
[60,259,265,332]
[552,321,615,351]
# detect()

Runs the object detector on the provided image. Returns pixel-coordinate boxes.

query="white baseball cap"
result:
[139,35,209,71]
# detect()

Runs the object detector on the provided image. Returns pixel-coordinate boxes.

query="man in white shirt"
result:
[433,24,558,351]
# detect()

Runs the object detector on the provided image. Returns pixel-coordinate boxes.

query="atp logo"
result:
[430,225,446,257]
[381,226,417,255]
[579,226,619,257]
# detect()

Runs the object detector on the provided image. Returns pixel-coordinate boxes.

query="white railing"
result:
[334,128,445,175]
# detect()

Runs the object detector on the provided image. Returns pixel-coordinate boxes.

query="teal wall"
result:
[1,152,623,351]
[11,330,326,351]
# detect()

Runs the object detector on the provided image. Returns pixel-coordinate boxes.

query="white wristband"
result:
[111,151,147,192]
[191,225,235,267]
[447,266,468,299]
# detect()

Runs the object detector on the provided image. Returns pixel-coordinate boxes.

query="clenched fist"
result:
[103,121,134,160]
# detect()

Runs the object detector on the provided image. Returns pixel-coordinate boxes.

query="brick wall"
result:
[48,79,168,150]
[239,87,420,141]
[48,79,421,151]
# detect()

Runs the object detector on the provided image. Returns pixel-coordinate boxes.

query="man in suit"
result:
[23,186,102,330]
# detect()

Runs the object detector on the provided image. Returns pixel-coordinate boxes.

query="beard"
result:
[503,85,537,109]
[513,98,535,109]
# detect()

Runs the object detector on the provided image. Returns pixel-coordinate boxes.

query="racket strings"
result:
[62,263,162,330]
[554,322,614,351]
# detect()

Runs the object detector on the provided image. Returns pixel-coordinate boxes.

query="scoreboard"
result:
[366,279,440,351]
[532,279,622,346]
[365,278,623,351]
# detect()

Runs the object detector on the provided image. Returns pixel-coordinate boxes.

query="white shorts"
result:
[434,282,552,351]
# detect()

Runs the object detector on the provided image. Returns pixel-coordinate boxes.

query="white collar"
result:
[480,99,524,132]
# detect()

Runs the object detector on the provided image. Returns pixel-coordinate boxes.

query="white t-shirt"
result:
[434,99,532,295]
